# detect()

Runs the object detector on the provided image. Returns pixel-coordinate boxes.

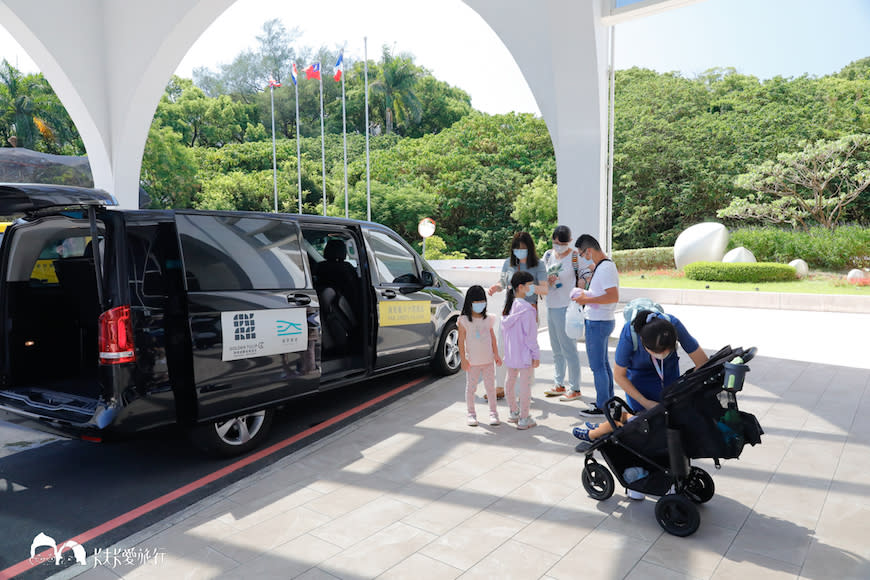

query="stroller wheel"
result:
[582,462,615,500]
[655,494,700,537]
[685,467,715,503]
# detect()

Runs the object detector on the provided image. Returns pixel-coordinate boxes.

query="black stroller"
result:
[579,345,764,536]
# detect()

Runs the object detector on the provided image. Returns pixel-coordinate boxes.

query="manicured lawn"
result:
[620,270,870,296]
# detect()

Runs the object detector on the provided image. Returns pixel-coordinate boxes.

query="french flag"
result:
[291,63,298,86]
[333,52,343,82]
[305,63,321,80]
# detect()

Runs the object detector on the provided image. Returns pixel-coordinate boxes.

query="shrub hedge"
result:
[728,226,870,271]
[684,262,798,283]
[612,246,674,270]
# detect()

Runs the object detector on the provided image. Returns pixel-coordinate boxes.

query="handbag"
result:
[565,300,585,340]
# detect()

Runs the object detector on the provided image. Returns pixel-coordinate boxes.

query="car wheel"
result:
[655,494,701,536]
[581,462,615,500]
[190,408,274,457]
[684,466,715,503]
[431,319,460,376]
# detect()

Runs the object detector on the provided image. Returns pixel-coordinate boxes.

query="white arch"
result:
[0,0,234,206]
[0,0,695,243]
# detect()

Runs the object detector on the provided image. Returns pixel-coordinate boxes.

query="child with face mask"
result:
[487,232,547,401]
[458,285,503,426]
[501,271,541,430]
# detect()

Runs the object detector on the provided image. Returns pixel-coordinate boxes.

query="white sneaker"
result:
[627,489,645,500]
[488,413,500,426]
[507,411,520,423]
[467,414,478,427]
[517,416,537,430]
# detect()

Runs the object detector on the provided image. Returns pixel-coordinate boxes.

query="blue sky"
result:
[1,0,869,115]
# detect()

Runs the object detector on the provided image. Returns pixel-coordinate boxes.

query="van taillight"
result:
[99,305,135,364]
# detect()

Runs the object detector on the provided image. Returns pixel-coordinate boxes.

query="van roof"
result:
[0,183,117,213]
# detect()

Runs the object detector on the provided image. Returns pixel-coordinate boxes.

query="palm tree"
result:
[370,47,422,134]
[0,60,80,152]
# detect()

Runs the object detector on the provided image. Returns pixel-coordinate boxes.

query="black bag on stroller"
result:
[579,345,763,537]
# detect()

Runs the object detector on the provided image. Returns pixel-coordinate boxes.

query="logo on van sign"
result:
[232,313,256,340]
[221,309,308,361]
[276,320,303,336]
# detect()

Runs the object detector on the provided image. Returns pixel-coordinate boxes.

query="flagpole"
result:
[270,82,278,213]
[364,37,371,222]
[340,50,349,219]
[294,64,302,214]
[319,65,327,216]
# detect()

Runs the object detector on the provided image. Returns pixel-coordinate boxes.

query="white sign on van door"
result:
[220,309,308,361]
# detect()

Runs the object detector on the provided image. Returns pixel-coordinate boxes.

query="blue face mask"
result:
[526,283,536,296]
[471,301,486,314]
[513,248,528,260]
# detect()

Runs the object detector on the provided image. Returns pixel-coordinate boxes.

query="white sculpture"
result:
[723,246,757,263]
[673,222,729,269]
[789,259,809,279]
[847,269,867,282]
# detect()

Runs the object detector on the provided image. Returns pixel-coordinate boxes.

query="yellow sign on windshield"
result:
[379,300,431,327]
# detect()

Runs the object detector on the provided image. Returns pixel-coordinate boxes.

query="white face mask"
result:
[646,349,671,360]
[553,243,569,254]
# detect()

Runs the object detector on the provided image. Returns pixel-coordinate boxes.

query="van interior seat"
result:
[319,286,355,353]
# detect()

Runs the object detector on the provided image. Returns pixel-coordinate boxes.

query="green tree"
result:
[0,60,82,153]
[370,46,422,134]
[511,176,558,251]
[724,134,870,229]
[193,19,301,102]
[140,121,199,208]
[155,77,255,147]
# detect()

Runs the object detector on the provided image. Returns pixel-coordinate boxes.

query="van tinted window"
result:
[364,229,420,285]
[177,214,307,291]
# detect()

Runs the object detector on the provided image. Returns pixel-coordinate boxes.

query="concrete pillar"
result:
[463,0,610,246]
[0,0,234,207]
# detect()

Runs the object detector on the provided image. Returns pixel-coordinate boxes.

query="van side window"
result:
[364,229,420,285]
[177,214,307,291]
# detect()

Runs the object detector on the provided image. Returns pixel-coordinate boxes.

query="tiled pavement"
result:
[53,304,870,580]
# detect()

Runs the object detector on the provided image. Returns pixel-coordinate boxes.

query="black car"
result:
[0,184,462,456]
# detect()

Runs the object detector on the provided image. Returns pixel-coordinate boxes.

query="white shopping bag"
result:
[565,301,585,340]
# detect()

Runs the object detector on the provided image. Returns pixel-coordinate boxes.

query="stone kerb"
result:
[431,261,870,313]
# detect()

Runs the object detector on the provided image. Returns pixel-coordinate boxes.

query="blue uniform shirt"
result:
[614,314,700,412]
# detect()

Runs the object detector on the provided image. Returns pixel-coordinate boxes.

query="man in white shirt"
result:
[571,234,619,417]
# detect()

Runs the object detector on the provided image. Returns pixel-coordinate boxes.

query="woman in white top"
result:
[571,234,619,417]
[541,226,588,402]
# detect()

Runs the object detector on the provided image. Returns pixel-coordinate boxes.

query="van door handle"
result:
[286,293,311,305]
[380,289,397,299]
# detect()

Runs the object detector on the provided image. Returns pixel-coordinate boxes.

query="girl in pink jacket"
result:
[501,270,540,429]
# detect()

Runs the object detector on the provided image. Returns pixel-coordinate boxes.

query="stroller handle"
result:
[603,396,632,430]
[740,346,757,363]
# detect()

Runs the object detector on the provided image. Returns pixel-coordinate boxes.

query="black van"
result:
[0,184,462,455]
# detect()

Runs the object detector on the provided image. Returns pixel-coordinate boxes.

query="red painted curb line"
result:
[1,375,427,579]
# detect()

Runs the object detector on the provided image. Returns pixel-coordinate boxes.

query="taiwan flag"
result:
[333,52,343,82]
[305,63,321,80]
[291,63,298,86]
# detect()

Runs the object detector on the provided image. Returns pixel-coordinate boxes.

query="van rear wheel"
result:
[191,408,274,457]
[431,319,461,376]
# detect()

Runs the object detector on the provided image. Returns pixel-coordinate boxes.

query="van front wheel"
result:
[191,408,274,457]
[432,319,461,376]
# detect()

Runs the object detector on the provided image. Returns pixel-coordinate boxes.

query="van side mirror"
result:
[421,270,435,286]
